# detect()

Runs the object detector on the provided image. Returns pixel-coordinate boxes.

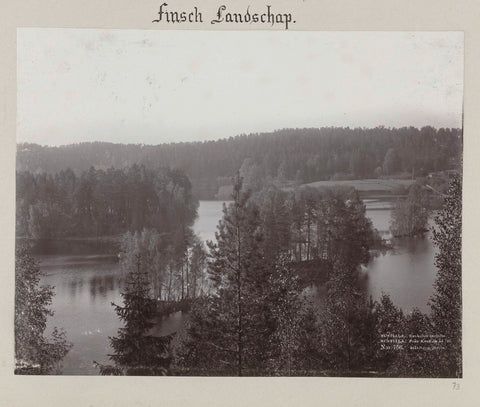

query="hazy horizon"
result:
[17,123,463,148]
[18,29,464,147]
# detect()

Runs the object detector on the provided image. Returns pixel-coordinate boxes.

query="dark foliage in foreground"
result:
[174,176,380,375]
[15,246,72,374]
[95,256,173,376]
[173,175,462,377]
[429,172,462,377]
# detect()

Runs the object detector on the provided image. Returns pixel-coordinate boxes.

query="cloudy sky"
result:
[17,29,463,146]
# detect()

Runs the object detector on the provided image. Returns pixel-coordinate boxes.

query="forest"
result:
[16,165,198,239]
[17,126,462,199]
[91,175,460,377]
[14,127,462,377]
[15,170,462,377]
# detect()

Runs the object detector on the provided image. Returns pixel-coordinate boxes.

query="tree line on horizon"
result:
[17,126,462,199]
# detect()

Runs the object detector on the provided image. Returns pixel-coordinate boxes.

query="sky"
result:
[17,29,464,146]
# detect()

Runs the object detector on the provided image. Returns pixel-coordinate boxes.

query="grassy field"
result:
[300,178,415,192]
[215,178,415,199]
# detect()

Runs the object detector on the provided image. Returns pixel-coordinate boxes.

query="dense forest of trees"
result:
[16,164,198,239]
[252,185,383,265]
[17,126,462,198]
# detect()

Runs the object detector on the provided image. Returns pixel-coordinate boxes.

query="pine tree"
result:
[206,174,270,375]
[179,174,271,375]
[15,246,72,374]
[96,255,173,375]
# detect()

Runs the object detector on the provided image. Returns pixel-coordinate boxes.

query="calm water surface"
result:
[362,200,437,313]
[38,199,437,374]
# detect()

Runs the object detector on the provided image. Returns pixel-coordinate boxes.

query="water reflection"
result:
[89,274,118,301]
[39,255,124,375]
[361,232,437,313]
[364,207,437,313]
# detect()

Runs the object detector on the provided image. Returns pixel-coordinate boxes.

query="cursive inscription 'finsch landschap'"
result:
[152,3,296,30]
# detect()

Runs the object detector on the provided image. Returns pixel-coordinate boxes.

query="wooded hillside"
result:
[17,126,462,199]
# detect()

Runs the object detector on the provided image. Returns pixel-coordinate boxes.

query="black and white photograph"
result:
[15,28,463,378]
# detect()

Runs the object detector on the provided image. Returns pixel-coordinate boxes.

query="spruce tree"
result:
[96,255,173,375]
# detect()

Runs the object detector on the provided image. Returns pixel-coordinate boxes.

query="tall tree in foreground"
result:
[320,260,376,374]
[178,175,272,375]
[96,256,173,375]
[206,174,270,375]
[429,172,462,377]
[15,246,72,374]
[265,254,304,375]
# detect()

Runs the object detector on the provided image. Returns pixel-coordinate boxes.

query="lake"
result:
[37,199,437,374]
